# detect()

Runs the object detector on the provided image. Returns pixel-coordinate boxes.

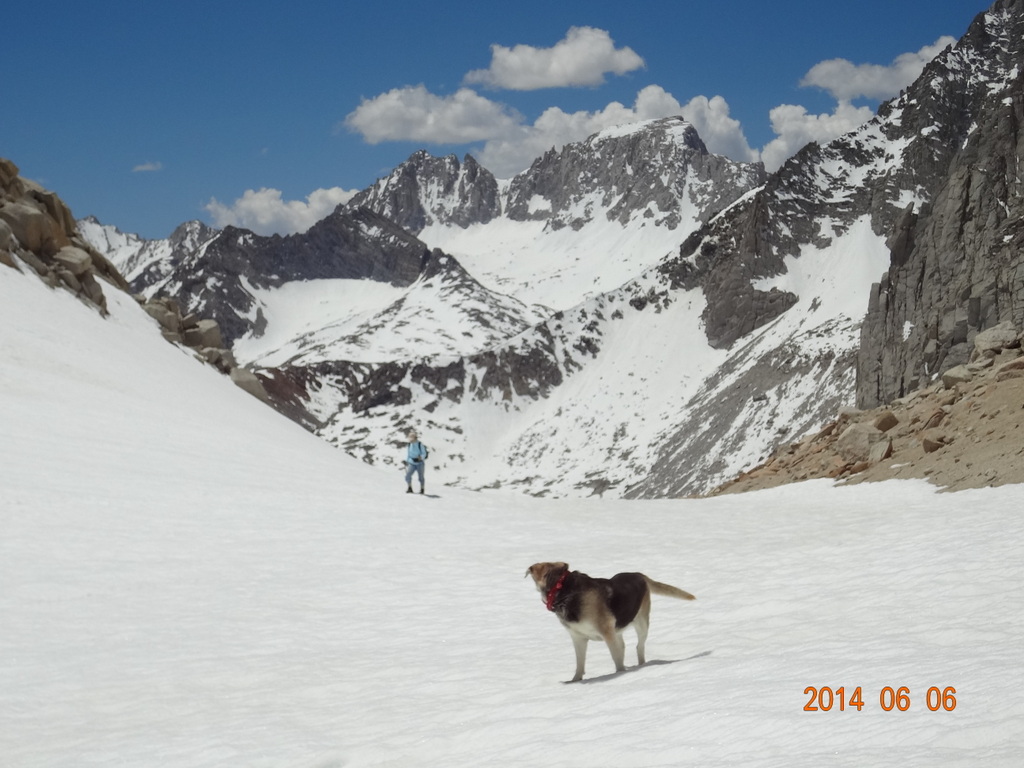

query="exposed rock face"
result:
[347,152,501,232]
[714,322,1024,494]
[857,0,1024,407]
[2,157,269,403]
[503,117,767,231]
[145,207,434,344]
[78,216,220,293]
[0,157,128,312]
[348,117,767,236]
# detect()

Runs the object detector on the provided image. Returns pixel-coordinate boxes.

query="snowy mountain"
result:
[80,0,1024,500]
[5,220,1023,767]
[356,116,767,309]
[77,215,219,291]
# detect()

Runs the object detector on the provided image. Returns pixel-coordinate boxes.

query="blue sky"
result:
[4,0,982,239]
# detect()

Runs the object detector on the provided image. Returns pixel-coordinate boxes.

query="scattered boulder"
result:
[713,319,1024,495]
[869,438,893,462]
[836,422,885,462]
[873,410,899,432]
[973,321,1019,359]
[941,365,973,389]
[922,409,946,430]
[230,367,271,402]
[53,246,93,276]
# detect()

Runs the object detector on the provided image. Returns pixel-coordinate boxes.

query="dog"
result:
[526,561,695,682]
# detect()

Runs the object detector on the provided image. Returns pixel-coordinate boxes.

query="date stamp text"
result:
[803,686,957,712]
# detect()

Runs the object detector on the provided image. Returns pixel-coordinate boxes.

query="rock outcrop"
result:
[503,117,767,232]
[347,151,501,232]
[138,207,434,345]
[856,0,1024,407]
[1,157,129,312]
[715,322,1024,494]
[1,157,268,403]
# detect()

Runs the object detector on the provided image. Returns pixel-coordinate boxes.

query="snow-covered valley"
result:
[3,235,1023,767]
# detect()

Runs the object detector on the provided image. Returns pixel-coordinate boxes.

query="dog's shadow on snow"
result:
[571,650,713,685]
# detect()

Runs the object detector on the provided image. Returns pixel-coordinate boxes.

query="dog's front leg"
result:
[568,631,588,682]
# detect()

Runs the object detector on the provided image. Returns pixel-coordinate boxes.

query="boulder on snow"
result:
[185,319,224,350]
[230,367,270,402]
[142,299,181,333]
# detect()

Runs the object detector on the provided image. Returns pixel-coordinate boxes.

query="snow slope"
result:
[419,202,690,311]
[307,213,892,498]
[2,259,1023,767]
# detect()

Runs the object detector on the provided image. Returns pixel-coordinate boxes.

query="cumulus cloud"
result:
[759,101,876,172]
[753,36,956,172]
[205,187,358,236]
[677,94,760,163]
[475,85,758,176]
[340,31,956,182]
[800,36,957,102]
[463,26,645,90]
[344,79,757,178]
[132,161,163,172]
[343,85,523,144]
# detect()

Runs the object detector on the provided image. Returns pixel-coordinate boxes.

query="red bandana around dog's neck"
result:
[545,568,569,611]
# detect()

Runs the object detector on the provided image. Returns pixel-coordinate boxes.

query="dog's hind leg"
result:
[634,592,652,665]
[569,631,589,682]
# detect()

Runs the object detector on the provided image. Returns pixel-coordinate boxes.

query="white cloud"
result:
[464,26,645,91]
[343,85,523,144]
[759,101,876,172]
[342,33,956,181]
[800,36,957,102]
[677,94,760,164]
[132,161,163,173]
[344,80,757,178]
[754,36,956,172]
[475,85,758,176]
[205,187,358,236]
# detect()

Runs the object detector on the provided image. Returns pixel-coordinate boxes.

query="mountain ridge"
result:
[72,0,1024,499]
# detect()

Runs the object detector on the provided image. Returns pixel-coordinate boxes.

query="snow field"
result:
[2,265,1023,767]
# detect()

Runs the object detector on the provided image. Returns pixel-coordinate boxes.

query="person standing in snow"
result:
[404,430,428,494]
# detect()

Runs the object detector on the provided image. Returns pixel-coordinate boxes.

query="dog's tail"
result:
[645,577,696,601]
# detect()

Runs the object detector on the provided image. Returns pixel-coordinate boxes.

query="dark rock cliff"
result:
[857,0,1024,406]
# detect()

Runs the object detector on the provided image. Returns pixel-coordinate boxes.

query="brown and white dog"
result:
[526,561,695,682]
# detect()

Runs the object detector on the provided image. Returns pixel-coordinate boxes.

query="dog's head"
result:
[525,561,569,592]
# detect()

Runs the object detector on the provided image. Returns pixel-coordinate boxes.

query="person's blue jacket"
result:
[407,441,427,463]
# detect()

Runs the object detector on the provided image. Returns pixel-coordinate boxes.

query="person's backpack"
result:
[421,443,429,460]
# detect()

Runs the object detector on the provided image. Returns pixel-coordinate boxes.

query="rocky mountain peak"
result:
[503,116,766,231]
[347,116,765,238]
[169,219,218,251]
[346,151,501,233]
